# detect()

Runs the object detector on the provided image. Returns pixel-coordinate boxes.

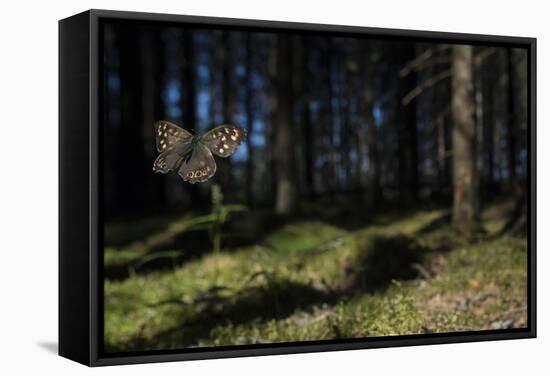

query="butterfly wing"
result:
[200,124,245,158]
[153,149,185,174]
[154,120,193,152]
[177,142,217,184]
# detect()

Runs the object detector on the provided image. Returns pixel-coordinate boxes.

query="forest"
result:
[102,20,529,352]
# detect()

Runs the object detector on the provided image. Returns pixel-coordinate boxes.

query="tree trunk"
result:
[451,45,480,228]
[140,29,166,204]
[358,41,381,203]
[397,44,418,203]
[341,61,352,190]
[267,35,278,204]
[506,48,517,188]
[208,32,220,125]
[297,36,315,199]
[116,28,145,210]
[431,47,450,195]
[303,103,314,197]
[219,31,234,193]
[245,34,255,206]
[325,38,336,197]
[179,30,201,200]
[482,54,495,196]
[274,34,297,214]
[182,31,196,132]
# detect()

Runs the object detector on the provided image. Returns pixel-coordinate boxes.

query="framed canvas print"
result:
[59,9,536,366]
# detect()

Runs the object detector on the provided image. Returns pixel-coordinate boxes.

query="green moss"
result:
[104,247,145,265]
[264,221,346,254]
[104,203,528,352]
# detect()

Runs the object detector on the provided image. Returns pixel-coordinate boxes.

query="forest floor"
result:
[103,200,528,352]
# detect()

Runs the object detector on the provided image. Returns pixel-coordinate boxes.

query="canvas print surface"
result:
[101,19,529,353]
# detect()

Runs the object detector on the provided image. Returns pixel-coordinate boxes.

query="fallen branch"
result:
[411,263,432,280]
[127,214,213,252]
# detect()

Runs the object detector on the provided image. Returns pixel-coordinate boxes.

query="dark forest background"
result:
[102,21,529,351]
[103,22,528,225]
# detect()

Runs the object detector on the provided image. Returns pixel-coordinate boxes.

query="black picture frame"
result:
[59,9,537,367]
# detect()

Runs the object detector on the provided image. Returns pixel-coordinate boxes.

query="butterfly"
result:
[152,120,245,184]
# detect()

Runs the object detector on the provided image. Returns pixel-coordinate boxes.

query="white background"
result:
[0,0,547,374]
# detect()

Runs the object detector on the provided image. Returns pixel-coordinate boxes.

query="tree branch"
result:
[399,45,450,77]
[402,69,452,105]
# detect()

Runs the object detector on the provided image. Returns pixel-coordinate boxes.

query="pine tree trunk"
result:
[431,47,449,195]
[140,29,166,204]
[357,41,381,203]
[452,45,480,229]
[274,34,297,214]
[482,57,495,196]
[116,28,145,210]
[219,31,234,193]
[245,34,255,206]
[267,35,278,204]
[506,48,517,188]
[397,44,418,203]
[325,38,336,197]
[181,30,201,200]
[182,31,196,132]
[298,36,315,199]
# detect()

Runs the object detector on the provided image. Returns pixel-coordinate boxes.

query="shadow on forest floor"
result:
[112,231,449,351]
[120,279,333,350]
[104,212,290,281]
[343,235,428,292]
[104,204,394,281]
[104,203,444,281]
[415,213,451,235]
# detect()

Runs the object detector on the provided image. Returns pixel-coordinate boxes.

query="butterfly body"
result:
[153,121,245,184]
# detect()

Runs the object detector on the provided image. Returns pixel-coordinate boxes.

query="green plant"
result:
[209,184,247,253]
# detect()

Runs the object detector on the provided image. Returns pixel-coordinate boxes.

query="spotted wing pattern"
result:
[154,120,193,153]
[153,148,185,174]
[200,124,245,158]
[177,142,217,184]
